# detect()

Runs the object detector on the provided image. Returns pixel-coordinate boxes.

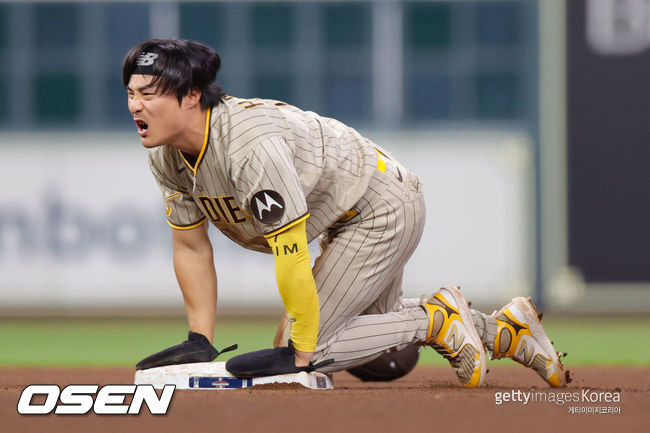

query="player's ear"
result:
[183,88,202,109]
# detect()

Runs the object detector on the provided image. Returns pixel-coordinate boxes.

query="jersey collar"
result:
[178,107,211,176]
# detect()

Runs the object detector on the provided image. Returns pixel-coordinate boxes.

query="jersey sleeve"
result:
[231,136,309,236]
[148,150,206,230]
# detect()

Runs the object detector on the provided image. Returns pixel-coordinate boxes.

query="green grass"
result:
[0,317,276,367]
[420,315,650,366]
[1,316,649,367]
[540,316,650,366]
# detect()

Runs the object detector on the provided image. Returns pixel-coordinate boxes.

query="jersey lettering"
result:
[198,196,248,224]
[198,196,223,222]
[237,98,265,110]
[223,196,247,223]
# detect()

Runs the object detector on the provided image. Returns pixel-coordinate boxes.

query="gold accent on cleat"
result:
[492,297,567,388]
[423,286,486,388]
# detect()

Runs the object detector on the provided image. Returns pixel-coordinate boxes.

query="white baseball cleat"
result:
[492,297,571,387]
[422,286,487,388]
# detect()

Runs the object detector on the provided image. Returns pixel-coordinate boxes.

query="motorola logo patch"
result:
[251,190,285,224]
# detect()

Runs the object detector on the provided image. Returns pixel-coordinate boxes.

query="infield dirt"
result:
[1,365,648,433]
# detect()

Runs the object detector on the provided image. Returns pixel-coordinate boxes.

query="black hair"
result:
[122,38,225,109]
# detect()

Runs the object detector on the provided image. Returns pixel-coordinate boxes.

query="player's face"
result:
[126,74,185,148]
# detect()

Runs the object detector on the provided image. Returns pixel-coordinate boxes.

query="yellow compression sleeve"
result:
[265,216,319,352]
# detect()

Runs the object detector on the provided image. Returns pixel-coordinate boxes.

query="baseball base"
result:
[134,361,334,390]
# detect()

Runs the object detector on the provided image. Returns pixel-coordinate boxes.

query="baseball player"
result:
[125,39,569,388]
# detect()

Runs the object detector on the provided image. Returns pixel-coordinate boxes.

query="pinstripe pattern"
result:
[149,96,431,370]
[275,164,431,371]
[148,96,378,251]
[149,150,206,227]
[311,166,430,371]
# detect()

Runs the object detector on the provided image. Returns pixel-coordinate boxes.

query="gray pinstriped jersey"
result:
[148,96,379,253]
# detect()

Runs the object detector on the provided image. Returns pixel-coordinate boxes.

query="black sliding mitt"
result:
[136,331,238,370]
[225,340,333,378]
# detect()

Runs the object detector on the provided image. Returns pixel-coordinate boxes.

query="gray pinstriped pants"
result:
[280,160,432,371]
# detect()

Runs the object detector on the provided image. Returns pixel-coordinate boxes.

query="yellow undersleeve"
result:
[266,218,319,352]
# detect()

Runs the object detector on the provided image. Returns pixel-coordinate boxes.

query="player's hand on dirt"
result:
[136,331,237,370]
[225,340,332,378]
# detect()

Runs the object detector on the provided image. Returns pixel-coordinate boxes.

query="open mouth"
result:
[135,119,149,136]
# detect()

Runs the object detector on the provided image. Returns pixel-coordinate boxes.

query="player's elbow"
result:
[173,239,213,260]
[172,225,213,258]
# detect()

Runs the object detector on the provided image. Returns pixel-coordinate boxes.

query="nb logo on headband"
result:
[136,52,159,66]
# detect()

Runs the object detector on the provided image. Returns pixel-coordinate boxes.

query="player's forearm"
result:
[266,218,319,354]
[172,227,217,343]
